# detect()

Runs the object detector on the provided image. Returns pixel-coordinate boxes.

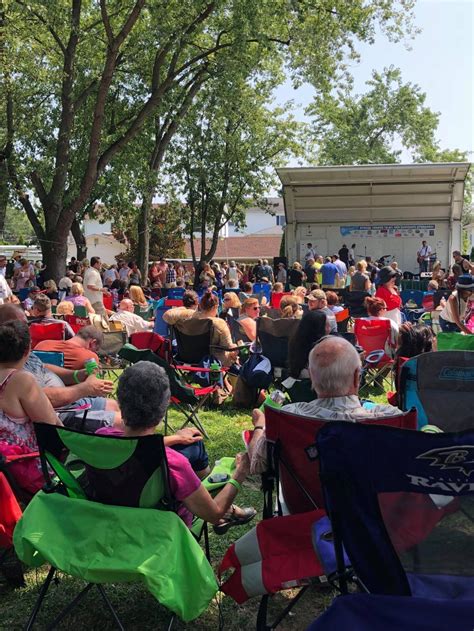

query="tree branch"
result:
[15,0,66,53]
[100,0,114,43]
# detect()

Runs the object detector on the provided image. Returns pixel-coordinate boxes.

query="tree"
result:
[310,67,440,165]
[2,1,417,280]
[167,79,304,268]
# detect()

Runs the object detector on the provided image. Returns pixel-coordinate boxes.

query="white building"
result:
[67,219,126,263]
[220,197,285,237]
[278,163,471,273]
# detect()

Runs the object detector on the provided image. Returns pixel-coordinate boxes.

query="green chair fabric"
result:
[437,332,474,351]
[14,492,217,622]
[74,305,88,317]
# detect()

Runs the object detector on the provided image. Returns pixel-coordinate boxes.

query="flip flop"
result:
[213,506,257,535]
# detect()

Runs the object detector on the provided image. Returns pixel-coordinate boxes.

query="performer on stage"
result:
[417,240,432,273]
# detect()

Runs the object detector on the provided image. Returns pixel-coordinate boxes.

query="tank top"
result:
[0,369,37,451]
[439,291,468,324]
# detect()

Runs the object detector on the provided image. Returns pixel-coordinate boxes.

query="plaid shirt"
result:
[166,267,177,284]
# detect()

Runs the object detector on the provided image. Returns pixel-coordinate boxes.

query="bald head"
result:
[309,336,361,397]
[119,299,134,312]
[0,303,27,325]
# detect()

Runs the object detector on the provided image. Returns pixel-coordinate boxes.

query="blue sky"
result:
[275,0,473,159]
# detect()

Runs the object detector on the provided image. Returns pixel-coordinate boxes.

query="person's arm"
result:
[42,371,114,407]
[85,298,95,314]
[239,317,256,342]
[449,295,471,334]
[17,372,62,425]
[183,453,249,524]
[364,277,371,292]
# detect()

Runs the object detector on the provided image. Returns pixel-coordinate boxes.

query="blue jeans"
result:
[438,316,460,332]
[172,441,209,473]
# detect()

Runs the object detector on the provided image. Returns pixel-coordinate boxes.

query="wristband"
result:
[253,426,265,431]
[227,478,243,493]
[73,370,81,384]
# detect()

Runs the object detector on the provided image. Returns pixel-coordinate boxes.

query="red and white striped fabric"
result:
[218,509,326,603]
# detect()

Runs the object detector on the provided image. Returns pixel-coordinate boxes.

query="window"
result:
[276,215,286,226]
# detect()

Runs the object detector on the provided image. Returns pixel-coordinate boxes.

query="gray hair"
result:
[309,336,361,396]
[76,325,104,348]
[117,362,171,430]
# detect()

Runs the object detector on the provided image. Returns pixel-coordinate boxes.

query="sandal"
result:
[213,505,257,535]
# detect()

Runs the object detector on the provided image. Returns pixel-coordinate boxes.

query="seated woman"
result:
[292,285,307,305]
[194,291,237,366]
[129,285,149,309]
[0,320,61,492]
[237,297,260,342]
[362,296,399,350]
[43,280,59,306]
[56,300,74,316]
[326,290,344,314]
[279,295,301,319]
[221,291,241,319]
[98,361,255,532]
[65,282,96,314]
[287,311,328,379]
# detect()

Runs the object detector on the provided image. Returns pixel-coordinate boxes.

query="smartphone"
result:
[208,472,230,484]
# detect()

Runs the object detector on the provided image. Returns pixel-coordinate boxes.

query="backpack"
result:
[240,353,273,389]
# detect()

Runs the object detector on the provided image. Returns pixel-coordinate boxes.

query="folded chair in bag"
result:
[14,424,217,629]
[118,344,215,437]
[311,422,474,630]
[398,350,474,431]
[256,317,300,379]
[354,318,394,392]
[220,407,417,630]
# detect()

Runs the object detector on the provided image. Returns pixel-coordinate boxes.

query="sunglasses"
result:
[251,306,260,311]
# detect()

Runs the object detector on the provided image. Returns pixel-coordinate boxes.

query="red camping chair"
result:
[102,294,113,311]
[130,331,173,363]
[29,322,66,349]
[0,472,25,587]
[354,318,395,392]
[269,292,292,309]
[335,307,350,333]
[64,314,89,334]
[233,406,418,630]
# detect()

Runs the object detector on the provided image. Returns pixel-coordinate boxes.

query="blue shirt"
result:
[321,263,339,286]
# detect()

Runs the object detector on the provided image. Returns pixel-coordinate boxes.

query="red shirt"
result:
[375,285,402,311]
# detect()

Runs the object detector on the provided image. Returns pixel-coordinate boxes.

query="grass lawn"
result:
[1,388,389,630]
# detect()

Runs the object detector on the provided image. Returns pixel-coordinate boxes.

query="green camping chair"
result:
[437,332,474,351]
[14,424,217,629]
[118,344,216,438]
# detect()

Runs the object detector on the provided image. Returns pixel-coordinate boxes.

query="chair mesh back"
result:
[257,317,300,369]
[354,318,391,360]
[317,422,474,599]
[173,319,213,364]
[34,424,172,509]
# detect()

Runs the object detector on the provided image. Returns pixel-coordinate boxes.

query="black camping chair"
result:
[343,290,370,318]
[256,317,300,380]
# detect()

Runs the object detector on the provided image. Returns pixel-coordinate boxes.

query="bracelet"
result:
[227,478,243,493]
[73,370,81,384]
[253,426,265,431]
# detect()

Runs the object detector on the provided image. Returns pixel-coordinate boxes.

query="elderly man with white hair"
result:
[248,336,401,473]
[109,298,154,337]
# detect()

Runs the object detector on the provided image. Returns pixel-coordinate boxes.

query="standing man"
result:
[348,244,356,266]
[304,243,316,263]
[320,257,339,290]
[331,253,347,287]
[338,244,349,267]
[0,255,7,277]
[417,240,432,273]
[276,262,287,285]
[84,256,108,315]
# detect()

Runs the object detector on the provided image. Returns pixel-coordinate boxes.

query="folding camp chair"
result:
[73,305,88,317]
[233,406,417,630]
[437,332,474,351]
[102,293,113,311]
[64,313,89,333]
[14,424,218,629]
[133,304,154,320]
[253,283,272,303]
[118,344,216,438]
[335,307,350,333]
[256,317,300,380]
[29,322,66,349]
[153,305,171,337]
[354,318,394,392]
[398,350,474,431]
[0,471,25,588]
[31,350,64,367]
[166,288,185,300]
[343,290,370,318]
[130,331,173,362]
[312,422,474,629]
[400,289,425,307]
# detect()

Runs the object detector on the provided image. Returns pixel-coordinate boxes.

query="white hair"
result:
[309,336,361,396]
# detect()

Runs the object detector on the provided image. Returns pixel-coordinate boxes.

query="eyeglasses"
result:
[251,306,260,311]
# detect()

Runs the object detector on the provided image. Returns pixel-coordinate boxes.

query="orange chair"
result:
[29,322,66,349]
[335,307,350,332]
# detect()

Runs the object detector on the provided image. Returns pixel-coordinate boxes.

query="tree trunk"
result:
[137,189,152,281]
[71,217,87,261]
[41,226,69,284]
[0,155,8,235]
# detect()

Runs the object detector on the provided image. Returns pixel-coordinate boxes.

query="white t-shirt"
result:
[0,275,12,304]
[83,267,103,304]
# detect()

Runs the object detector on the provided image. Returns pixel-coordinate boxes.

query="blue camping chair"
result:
[153,306,171,337]
[400,289,425,307]
[398,351,474,431]
[310,422,474,630]
[253,283,271,303]
[166,287,185,300]
[32,351,64,367]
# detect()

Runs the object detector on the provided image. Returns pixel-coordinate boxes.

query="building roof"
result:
[184,235,281,261]
[277,162,471,224]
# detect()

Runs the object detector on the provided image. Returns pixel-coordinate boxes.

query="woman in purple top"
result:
[65,282,95,314]
[97,361,255,532]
